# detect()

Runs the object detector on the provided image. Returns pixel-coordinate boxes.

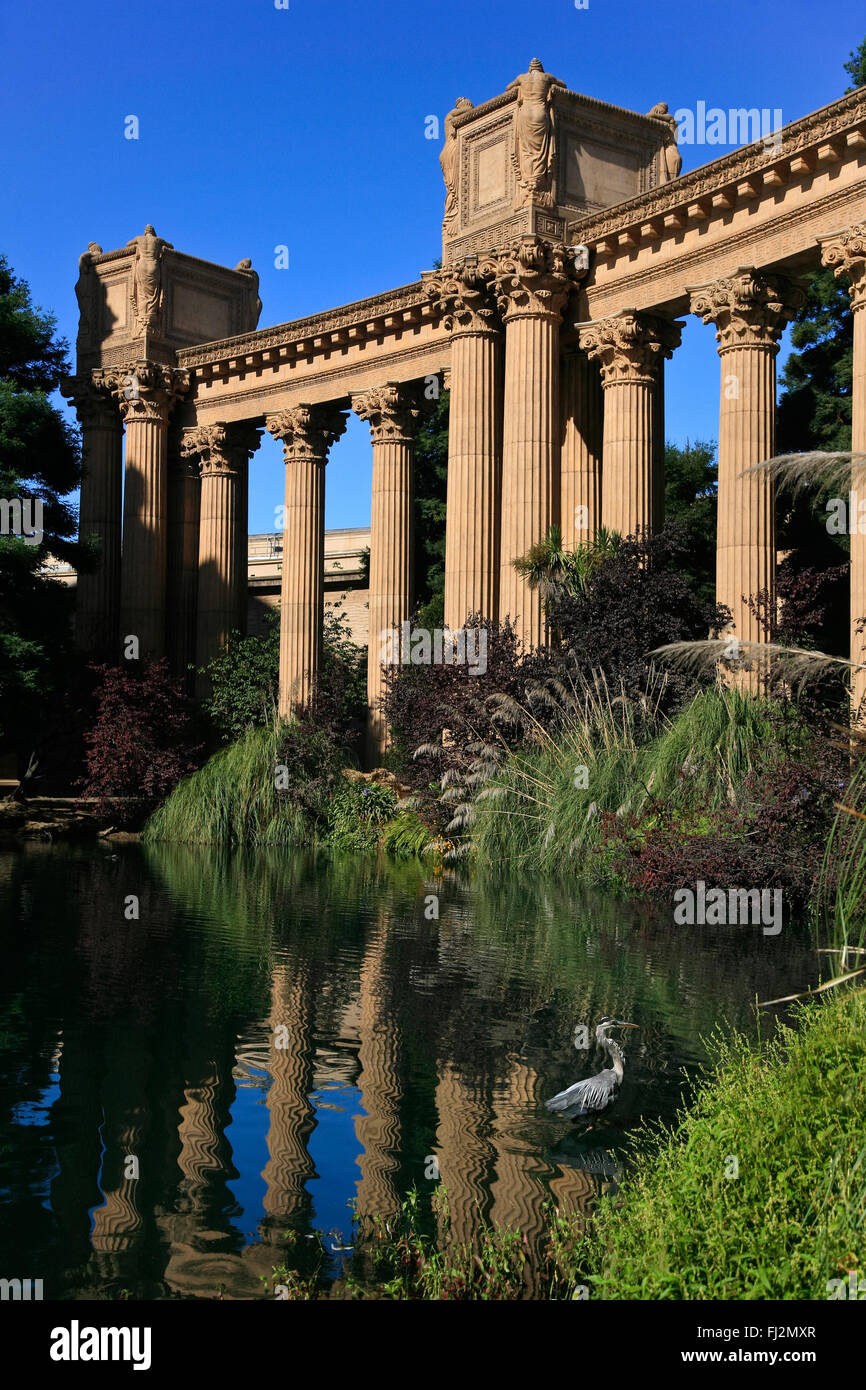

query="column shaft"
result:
[499,312,559,647]
[279,451,324,717]
[196,464,239,680]
[560,350,602,547]
[73,395,123,656]
[121,416,169,660]
[444,329,501,628]
[368,438,414,760]
[600,379,655,537]
[166,455,201,684]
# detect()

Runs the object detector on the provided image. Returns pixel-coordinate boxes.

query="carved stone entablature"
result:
[819,224,866,309]
[481,235,586,322]
[351,382,421,444]
[578,309,683,385]
[93,360,190,422]
[569,87,866,248]
[688,269,805,353]
[421,257,500,337]
[266,404,348,463]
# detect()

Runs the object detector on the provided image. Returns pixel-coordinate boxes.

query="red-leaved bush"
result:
[80,661,203,823]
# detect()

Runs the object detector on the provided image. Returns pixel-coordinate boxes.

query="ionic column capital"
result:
[92,360,189,422]
[688,269,805,354]
[819,224,866,311]
[578,309,683,385]
[481,235,584,324]
[351,382,420,444]
[266,404,347,463]
[421,257,500,337]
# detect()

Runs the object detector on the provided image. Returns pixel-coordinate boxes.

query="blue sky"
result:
[2,0,863,532]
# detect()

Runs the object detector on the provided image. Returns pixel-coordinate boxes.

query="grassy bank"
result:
[256,988,865,1300]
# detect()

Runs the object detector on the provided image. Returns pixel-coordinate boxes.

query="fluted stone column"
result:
[266,405,347,718]
[422,259,502,628]
[95,361,189,661]
[560,349,603,547]
[166,433,201,684]
[820,226,866,716]
[579,310,682,540]
[484,238,579,648]
[690,271,803,665]
[67,381,124,656]
[180,425,244,690]
[352,384,418,763]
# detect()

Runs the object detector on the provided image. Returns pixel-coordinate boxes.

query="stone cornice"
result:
[688,269,805,352]
[177,282,435,374]
[578,309,683,384]
[351,382,421,443]
[568,87,866,249]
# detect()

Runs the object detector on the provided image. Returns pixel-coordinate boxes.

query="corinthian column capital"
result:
[266,404,347,462]
[93,360,189,422]
[421,256,500,336]
[61,375,121,429]
[180,424,234,476]
[578,309,683,385]
[688,269,805,353]
[351,382,420,443]
[481,235,585,323]
[819,224,866,310]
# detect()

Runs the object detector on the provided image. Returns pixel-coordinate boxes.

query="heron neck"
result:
[603,1036,625,1078]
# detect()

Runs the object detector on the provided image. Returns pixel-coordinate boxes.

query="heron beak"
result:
[614,1020,639,1028]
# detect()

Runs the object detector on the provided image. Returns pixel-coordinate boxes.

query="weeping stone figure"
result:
[508,58,566,209]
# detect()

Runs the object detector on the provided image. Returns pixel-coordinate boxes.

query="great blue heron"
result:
[545,1016,639,1122]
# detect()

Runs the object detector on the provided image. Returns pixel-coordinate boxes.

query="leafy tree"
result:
[776,35,866,459]
[0,256,89,770]
[203,604,367,754]
[81,661,203,823]
[412,386,448,628]
[663,439,718,602]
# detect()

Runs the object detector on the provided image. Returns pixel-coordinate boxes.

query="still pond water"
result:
[0,843,820,1299]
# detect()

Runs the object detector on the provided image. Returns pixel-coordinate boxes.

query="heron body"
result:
[545,1017,638,1122]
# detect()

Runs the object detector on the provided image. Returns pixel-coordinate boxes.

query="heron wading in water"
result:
[545,1017,639,1123]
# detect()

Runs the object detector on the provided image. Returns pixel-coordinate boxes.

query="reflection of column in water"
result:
[354,926,402,1221]
[176,1071,222,1212]
[90,1116,145,1255]
[487,1061,547,1243]
[432,1063,494,1247]
[260,963,316,1239]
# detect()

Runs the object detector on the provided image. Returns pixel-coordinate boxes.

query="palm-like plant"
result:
[512,525,620,603]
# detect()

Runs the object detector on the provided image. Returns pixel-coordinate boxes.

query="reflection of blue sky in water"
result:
[0,843,824,1296]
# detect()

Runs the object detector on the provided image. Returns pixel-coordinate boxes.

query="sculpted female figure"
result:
[440,97,473,230]
[648,102,683,182]
[508,58,566,208]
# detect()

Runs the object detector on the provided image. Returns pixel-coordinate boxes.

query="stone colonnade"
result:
[70,224,866,755]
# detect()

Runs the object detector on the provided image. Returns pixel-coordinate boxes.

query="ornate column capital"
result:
[819,224,866,311]
[266,403,347,463]
[688,269,805,353]
[180,424,236,477]
[421,256,500,337]
[351,382,420,444]
[92,360,189,422]
[480,235,585,324]
[61,375,121,429]
[578,309,683,385]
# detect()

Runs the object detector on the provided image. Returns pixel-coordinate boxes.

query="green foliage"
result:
[470,682,793,878]
[202,610,280,741]
[663,439,718,602]
[327,780,398,851]
[572,991,866,1299]
[144,723,312,847]
[381,810,437,860]
[844,36,866,89]
[0,256,86,763]
[202,605,366,750]
[512,524,620,602]
[412,387,448,620]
